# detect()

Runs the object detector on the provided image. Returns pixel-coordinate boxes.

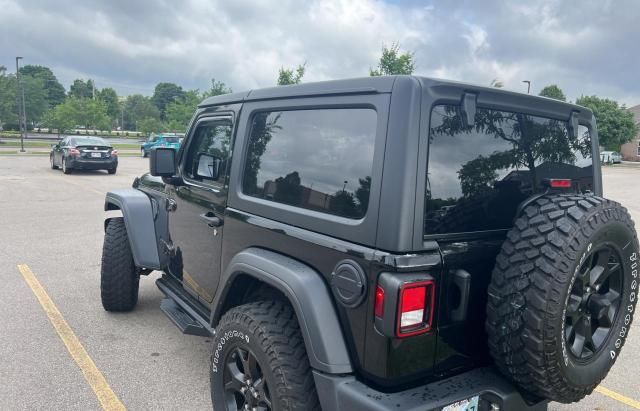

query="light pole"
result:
[522,80,531,94]
[15,56,26,152]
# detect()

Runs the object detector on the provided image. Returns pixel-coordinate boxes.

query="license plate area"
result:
[90,152,102,158]
[442,395,479,411]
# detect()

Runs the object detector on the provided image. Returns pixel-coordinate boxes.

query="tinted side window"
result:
[425,105,592,235]
[242,108,377,219]
[184,120,233,184]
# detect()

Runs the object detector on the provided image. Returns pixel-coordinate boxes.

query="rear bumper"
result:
[67,156,117,170]
[313,367,547,411]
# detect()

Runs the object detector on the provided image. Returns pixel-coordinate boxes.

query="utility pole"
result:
[15,56,25,152]
[522,80,531,94]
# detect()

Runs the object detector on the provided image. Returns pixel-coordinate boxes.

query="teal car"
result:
[141,134,182,157]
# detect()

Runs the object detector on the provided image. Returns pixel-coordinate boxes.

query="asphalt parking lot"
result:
[0,156,639,410]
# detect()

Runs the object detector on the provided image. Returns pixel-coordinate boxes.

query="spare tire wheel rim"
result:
[565,243,623,362]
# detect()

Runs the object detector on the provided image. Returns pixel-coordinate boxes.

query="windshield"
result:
[69,137,109,146]
[424,105,593,236]
[161,137,180,143]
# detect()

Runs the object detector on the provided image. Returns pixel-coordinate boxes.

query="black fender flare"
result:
[212,248,353,374]
[104,189,161,270]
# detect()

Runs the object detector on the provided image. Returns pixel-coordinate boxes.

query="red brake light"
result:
[397,281,435,337]
[69,147,80,156]
[549,179,571,188]
[374,286,385,318]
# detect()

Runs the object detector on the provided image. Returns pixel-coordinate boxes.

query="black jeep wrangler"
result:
[100,76,638,411]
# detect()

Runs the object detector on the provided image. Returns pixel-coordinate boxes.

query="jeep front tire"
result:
[210,300,320,411]
[486,194,638,403]
[100,217,139,311]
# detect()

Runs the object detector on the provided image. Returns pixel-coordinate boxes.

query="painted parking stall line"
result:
[595,386,640,410]
[17,264,126,411]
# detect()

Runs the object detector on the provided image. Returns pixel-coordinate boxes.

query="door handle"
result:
[200,212,223,228]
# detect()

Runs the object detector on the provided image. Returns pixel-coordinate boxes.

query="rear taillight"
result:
[111,150,118,157]
[374,286,385,318]
[69,147,80,156]
[549,178,571,188]
[396,281,435,337]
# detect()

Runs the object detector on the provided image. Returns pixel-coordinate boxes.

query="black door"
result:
[167,117,234,304]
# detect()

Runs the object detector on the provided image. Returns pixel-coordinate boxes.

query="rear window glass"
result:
[242,108,377,219]
[162,137,180,143]
[69,137,108,146]
[424,105,592,236]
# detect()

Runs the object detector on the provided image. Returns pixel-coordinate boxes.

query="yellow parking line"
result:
[595,386,640,409]
[17,264,126,411]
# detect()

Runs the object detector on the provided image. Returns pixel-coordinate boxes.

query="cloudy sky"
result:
[1,0,638,105]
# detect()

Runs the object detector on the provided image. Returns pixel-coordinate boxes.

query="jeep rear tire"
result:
[486,194,638,403]
[210,300,320,411]
[101,217,139,311]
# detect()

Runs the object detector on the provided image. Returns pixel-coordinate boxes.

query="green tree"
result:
[539,85,566,101]
[19,65,66,108]
[123,94,160,130]
[97,87,119,123]
[42,104,75,136]
[202,78,232,98]
[138,117,165,135]
[69,79,95,99]
[151,82,185,120]
[576,96,638,150]
[22,76,49,126]
[277,63,306,85]
[0,66,18,129]
[41,97,109,132]
[370,42,415,76]
[165,90,200,132]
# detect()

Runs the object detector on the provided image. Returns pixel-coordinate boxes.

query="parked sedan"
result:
[140,134,182,157]
[50,136,118,174]
[601,150,622,164]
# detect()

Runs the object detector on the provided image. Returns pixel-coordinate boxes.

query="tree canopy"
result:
[277,64,306,85]
[151,82,185,120]
[19,65,66,108]
[370,42,415,76]
[576,95,638,150]
[539,85,566,101]
[69,79,95,99]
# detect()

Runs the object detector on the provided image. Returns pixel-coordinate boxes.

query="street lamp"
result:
[522,80,531,94]
[15,56,26,152]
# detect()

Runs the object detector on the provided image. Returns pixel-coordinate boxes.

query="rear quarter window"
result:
[242,108,377,219]
[424,105,593,236]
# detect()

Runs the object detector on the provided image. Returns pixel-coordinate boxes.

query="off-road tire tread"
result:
[101,217,139,311]
[486,193,638,403]
[214,300,320,411]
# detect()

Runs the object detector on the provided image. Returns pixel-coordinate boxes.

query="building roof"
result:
[629,104,640,123]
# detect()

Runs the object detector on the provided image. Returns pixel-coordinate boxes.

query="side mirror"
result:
[150,147,177,177]
[195,153,221,181]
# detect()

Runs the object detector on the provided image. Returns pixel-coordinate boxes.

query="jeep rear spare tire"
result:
[101,217,139,311]
[486,194,638,403]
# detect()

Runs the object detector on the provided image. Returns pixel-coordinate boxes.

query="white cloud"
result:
[0,0,638,106]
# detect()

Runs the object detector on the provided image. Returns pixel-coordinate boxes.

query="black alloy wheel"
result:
[564,244,623,361]
[223,346,272,411]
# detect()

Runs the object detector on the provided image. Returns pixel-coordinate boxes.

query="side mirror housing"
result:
[150,147,177,177]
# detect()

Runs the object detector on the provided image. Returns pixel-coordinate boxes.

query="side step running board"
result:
[160,298,212,337]
[157,278,214,337]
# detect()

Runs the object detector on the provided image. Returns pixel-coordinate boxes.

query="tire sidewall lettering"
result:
[211,329,250,373]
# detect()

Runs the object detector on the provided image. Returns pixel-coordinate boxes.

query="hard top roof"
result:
[198,75,592,119]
